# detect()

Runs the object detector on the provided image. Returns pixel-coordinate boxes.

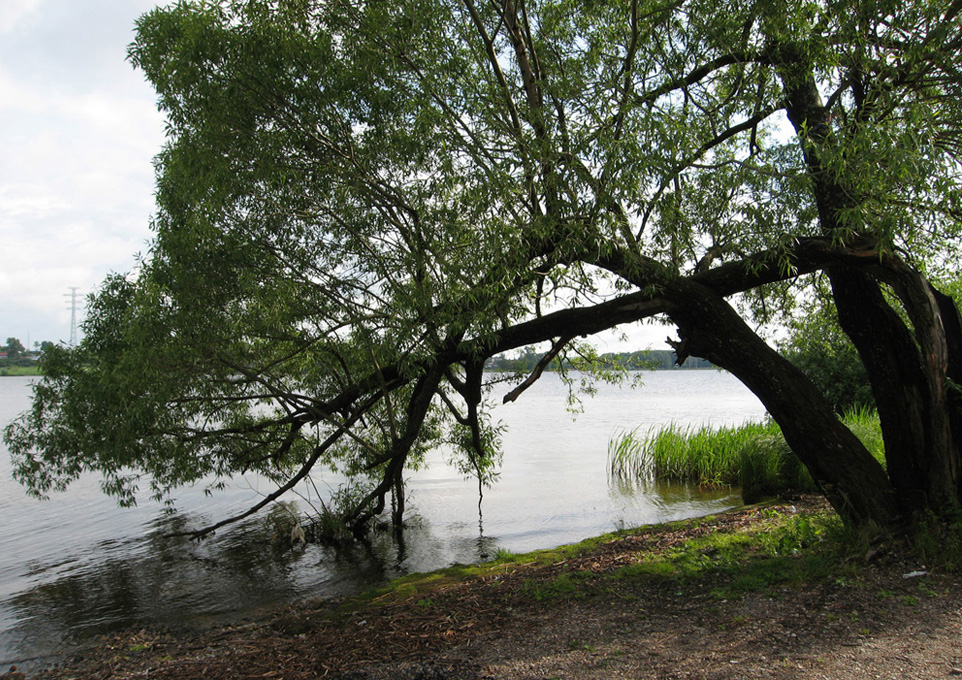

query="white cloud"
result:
[0,0,41,35]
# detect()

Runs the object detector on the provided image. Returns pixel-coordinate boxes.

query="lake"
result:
[0,370,766,668]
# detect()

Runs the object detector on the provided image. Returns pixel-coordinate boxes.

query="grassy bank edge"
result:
[331,499,844,619]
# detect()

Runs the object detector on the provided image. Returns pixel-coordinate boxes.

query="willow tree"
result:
[6,0,962,536]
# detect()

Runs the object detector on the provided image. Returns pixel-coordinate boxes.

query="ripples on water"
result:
[0,371,765,668]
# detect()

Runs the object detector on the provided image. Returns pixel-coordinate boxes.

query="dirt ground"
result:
[9,498,962,680]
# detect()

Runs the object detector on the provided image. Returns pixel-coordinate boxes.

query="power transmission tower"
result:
[65,287,80,347]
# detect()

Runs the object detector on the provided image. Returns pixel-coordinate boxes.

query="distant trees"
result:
[0,338,47,374]
[486,349,713,372]
[3,338,25,360]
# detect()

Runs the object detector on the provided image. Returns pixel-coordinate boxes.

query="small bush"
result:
[909,511,962,571]
[739,432,815,504]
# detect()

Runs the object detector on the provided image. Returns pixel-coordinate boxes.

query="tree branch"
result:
[502,333,573,403]
[165,398,376,540]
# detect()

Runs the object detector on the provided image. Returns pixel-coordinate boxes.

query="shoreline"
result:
[23,496,962,679]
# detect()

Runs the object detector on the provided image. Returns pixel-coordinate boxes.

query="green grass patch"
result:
[607,508,842,600]
[492,547,519,564]
[0,365,40,376]
[611,559,676,580]
[523,572,583,601]
[907,511,962,571]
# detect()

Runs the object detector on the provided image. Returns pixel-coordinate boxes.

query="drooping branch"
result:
[166,396,378,540]
[462,359,486,449]
[344,365,448,534]
[632,50,766,109]
[462,0,524,138]
[636,103,783,242]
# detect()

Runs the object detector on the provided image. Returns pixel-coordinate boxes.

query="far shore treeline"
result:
[0,340,711,377]
[486,349,713,372]
[0,337,48,376]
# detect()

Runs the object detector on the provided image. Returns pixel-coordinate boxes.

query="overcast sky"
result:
[1,0,165,348]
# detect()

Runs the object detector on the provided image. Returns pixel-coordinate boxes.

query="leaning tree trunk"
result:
[665,279,900,529]
[831,261,962,520]
[774,47,962,526]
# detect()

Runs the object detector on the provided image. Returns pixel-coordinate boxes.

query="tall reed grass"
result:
[608,409,884,503]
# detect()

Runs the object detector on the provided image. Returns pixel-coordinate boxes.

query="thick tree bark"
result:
[884,266,962,512]
[830,266,933,516]
[831,263,962,519]
[932,287,962,500]
[775,46,962,526]
[665,279,900,529]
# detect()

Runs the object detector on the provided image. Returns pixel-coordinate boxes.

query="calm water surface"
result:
[0,371,766,668]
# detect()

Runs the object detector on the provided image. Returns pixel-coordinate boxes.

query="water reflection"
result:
[2,483,743,671]
[2,510,381,669]
[608,475,739,508]
[475,510,498,562]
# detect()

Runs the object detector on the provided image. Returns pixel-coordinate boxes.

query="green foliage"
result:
[908,512,962,571]
[758,513,826,556]
[779,279,874,414]
[310,484,376,544]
